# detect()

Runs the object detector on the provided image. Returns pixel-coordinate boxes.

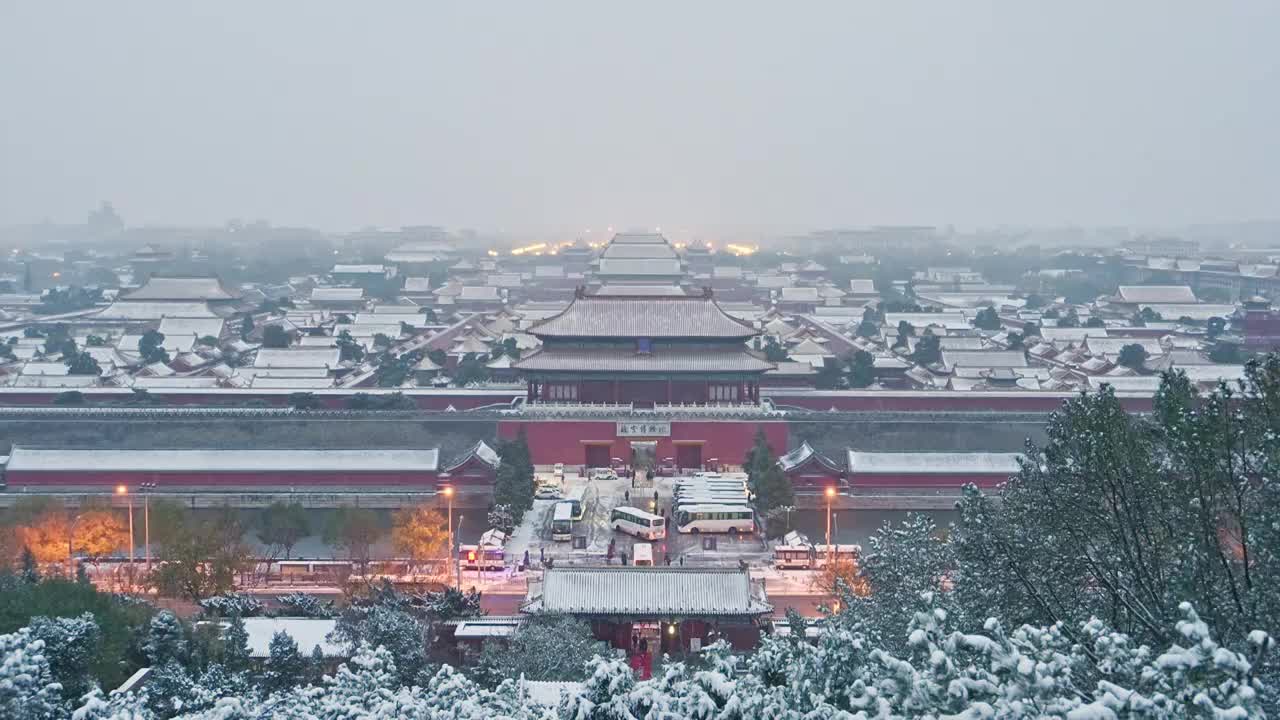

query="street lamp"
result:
[66,511,84,579]
[824,486,836,566]
[140,481,157,574]
[116,485,134,589]
[442,486,455,586]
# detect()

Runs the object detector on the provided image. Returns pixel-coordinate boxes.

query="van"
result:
[632,542,654,566]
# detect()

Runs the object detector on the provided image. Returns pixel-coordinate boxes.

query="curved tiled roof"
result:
[527,295,758,339]
[124,276,240,301]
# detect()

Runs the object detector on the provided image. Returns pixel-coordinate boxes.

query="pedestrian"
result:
[624,490,630,503]
[664,552,670,566]
[540,547,545,566]
[620,551,627,566]
[523,549,530,571]
[679,554,684,566]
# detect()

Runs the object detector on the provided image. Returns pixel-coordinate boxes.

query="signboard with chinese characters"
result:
[617,421,671,437]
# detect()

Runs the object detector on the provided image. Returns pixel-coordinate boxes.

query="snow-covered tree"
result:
[275,592,335,618]
[473,614,603,687]
[0,628,62,720]
[262,631,305,695]
[27,613,101,701]
[143,611,188,667]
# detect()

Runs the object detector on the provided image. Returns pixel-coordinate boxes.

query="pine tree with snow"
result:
[144,611,188,667]
[27,612,101,702]
[0,628,62,720]
[220,616,251,674]
[262,630,305,695]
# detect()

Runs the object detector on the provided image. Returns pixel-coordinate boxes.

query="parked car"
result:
[535,483,562,499]
[591,468,618,481]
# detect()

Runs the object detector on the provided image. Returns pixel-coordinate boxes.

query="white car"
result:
[591,468,617,481]
[535,484,562,499]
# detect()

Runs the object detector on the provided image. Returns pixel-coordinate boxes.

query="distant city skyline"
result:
[2,2,1278,232]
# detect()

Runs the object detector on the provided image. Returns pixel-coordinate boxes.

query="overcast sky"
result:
[1,2,1277,234]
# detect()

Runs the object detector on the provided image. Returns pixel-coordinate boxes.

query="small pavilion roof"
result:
[778,442,841,473]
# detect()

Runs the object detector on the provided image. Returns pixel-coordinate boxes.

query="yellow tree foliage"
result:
[391,504,450,571]
[74,509,129,559]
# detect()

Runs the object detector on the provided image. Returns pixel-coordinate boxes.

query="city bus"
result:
[675,491,748,504]
[632,543,654,566]
[551,501,574,541]
[773,544,861,569]
[458,544,506,570]
[674,504,755,534]
[610,506,666,540]
[564,486,587,521]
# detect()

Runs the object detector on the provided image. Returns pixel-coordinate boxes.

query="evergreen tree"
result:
[745,430,794,520]
[0,628,62,720]
[239,314,253,341]
[144,611,188,667]
[263,630,306,694]
[973,306,1001,330]
[1117,342,1148,370]
[307,643,327,685]
[221,615,252,673]
[846,349,875,388]
[908,333,941,366]
[26,613,101,701]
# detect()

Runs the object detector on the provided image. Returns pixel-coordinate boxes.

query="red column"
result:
[612,380,619,404]
[666,379,673,405]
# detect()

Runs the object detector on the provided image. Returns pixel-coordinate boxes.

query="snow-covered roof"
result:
[310,287,365,302]
[847,451,1023,476]
[848,279,877,295]
[1082,337,1164,357]
[157,317,226,352]
[1138,304,1237,322]
[779,287,820,303]
[253,348,341,369]
[524,567,771,616]
[884,312,970,331]
[97,301,217,320]
[238,618,345,658]
[941,350,1028,370]
[1038,327,1108,343]
[6,446,440,473]
[1116,286,1198,304]
[123,276,239,301]
[332,264,387,274]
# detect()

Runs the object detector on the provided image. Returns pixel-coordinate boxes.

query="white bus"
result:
[610,506,666,540]
[773,544,861,569]
[564,486,587,521]
[675,489,747,502]
[674,504,755,534]
[632,543,654,566]
[675,482,747,494]
[551,501,574,541]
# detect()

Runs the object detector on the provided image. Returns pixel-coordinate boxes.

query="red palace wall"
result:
[767,392,1154,413]
[498,420,789,469]
[850,472,1011,489]
[4,470,439,488]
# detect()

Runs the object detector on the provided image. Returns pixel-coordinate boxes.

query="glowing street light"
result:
[116,485,134,585]
[442,485,455,585]
[824,486,836,566]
